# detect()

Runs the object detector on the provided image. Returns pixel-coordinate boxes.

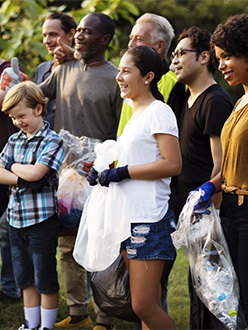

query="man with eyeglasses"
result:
[171,27,233,329]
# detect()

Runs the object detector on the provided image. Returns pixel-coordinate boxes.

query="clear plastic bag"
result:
[73,140,131,272]
[171,190,247,330]
[57,130,100,229]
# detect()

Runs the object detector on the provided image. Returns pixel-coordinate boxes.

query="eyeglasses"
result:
[170,48,198,61]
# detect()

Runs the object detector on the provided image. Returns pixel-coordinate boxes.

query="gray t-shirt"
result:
[35,59,55,129]
[39,60,122,140]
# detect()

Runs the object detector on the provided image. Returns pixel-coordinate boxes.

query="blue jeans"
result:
[1,240,21,298]
[9,215,60,294]
[122,209,176,329]
[121,209,176,260]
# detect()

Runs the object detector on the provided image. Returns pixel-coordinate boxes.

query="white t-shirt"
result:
[117,100,178,223]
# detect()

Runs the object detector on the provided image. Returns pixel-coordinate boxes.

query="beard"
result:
[74,44,100,62]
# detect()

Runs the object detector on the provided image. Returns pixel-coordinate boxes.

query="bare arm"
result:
[10,162,49,181]
[210,171,222,193]
[128,134,182,180]
[0,163,18,185]
[209,135,223,207]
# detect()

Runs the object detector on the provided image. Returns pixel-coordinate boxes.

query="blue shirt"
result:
[0,122,64,228]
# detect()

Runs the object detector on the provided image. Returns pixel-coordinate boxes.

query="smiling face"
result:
[172,37,201,85]
[116,52,148,101]
[74,15,104,61]
[215,46,248,87]
[8,100,44,138]
[128,22,162,56]
[42,19,74,56]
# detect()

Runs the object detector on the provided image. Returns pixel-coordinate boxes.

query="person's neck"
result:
[81,57,107,71]
[132,94,156,113]
[188,75,216,108]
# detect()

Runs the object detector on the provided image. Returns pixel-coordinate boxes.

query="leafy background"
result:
[0,0,247,101]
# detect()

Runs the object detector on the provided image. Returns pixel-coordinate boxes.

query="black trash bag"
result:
[90,254,140,323]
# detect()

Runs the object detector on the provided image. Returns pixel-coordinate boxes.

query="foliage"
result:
[0,0,139,78]
[0,0,247,100]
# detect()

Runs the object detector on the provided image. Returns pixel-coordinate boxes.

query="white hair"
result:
[136,13,175,57]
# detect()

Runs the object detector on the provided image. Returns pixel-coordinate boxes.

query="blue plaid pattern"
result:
[0,122,64,228]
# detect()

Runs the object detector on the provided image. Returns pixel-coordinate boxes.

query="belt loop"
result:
[238,195,244,206]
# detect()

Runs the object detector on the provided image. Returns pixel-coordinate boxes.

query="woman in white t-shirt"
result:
[87,46,182,329]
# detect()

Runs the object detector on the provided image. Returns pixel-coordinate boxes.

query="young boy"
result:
[0,81,64,330]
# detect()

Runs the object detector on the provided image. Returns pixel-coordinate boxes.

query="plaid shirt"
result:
[0,122,64,228]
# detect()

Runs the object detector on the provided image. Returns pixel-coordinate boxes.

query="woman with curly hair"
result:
[195,13,248,323]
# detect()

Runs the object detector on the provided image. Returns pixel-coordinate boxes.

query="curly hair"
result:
[211,13,248,60]
[178,26,215,74]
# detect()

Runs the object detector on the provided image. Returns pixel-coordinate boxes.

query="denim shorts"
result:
[9,214,60,294]
[120,208,177,260]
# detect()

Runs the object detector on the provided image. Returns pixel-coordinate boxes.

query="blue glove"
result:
[5,160,15,172]
[194,181,216,214]
[98,165,130,187]
[17,176,49,193]
[86,167,98,186]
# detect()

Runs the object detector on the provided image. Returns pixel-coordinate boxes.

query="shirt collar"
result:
[16,121,50,141]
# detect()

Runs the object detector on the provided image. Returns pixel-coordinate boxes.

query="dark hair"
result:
[126,45,164,101]
[47,12,77,33]
[89,13,115,44]
[211,13,248,61]
[178,26,215,74]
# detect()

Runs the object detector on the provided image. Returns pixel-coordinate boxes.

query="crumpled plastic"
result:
[171,190,247,330]
[73,139,131,272]
[57,130,100,229]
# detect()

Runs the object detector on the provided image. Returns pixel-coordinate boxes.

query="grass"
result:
[0,249,190,330]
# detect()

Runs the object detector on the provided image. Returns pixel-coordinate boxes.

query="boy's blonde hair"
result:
[2,81,48,117]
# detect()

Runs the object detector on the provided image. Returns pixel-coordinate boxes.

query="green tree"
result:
[0,0,139,78]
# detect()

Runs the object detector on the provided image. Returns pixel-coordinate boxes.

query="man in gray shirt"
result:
[39,13,122,329]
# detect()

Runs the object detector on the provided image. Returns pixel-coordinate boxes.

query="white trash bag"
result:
[171,190,247,330]
[73,140,131,272]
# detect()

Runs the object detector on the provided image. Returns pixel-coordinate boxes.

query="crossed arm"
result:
[0,162,49,186]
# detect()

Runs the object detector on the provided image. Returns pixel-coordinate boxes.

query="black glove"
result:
[17,176,49,192]
[98,165,130,187]
[86,167,98,186]
[5,160,15,172]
